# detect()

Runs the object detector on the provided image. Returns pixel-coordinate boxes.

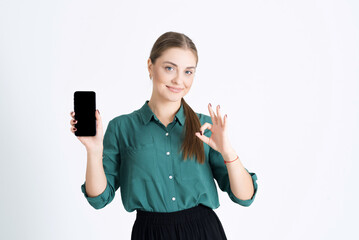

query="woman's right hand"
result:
[70,109,104,152]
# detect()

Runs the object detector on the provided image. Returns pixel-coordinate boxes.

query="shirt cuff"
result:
[81,181,111,209]
[229,170,258,207]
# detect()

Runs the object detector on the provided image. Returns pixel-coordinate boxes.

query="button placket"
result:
[165,130,177,207]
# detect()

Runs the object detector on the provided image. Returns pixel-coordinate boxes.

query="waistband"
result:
[135,204,213,225]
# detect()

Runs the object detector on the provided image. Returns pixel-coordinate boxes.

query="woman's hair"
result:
[149,31,205,164]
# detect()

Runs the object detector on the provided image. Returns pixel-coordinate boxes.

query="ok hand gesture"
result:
[195,103,233,154]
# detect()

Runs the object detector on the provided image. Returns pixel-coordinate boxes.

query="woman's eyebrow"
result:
[163,61,196,69]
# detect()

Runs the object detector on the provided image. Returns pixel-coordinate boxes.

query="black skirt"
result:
[131,204,227,240]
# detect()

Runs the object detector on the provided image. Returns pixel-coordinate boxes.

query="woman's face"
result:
[147,47,197,102]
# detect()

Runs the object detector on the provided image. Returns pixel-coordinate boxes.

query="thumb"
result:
[95,109,102,128]
[96,109,101,121]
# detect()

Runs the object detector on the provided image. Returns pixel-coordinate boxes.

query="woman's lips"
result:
[166,86,183,93]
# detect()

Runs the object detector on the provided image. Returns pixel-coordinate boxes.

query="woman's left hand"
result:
[195,103,233,154]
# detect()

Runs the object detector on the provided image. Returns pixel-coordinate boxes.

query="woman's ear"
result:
[147,58,153,78]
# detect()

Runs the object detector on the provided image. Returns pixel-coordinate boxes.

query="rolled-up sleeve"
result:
[209,146,258,207]
[81,119,122,209]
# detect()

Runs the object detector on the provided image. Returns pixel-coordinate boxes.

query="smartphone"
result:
[73,91,96,136]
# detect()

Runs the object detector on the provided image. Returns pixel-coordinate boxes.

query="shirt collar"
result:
[140,100,185,126]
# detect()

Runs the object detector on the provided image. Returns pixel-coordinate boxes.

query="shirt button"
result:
[172,197,176,201]
[166,151,170,155]
[166,132,169,136]
[169,175,173,179]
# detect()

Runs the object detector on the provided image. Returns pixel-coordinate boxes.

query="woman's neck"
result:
[147,98,181,124]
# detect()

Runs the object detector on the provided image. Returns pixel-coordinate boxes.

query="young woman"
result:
[70,31,258,240]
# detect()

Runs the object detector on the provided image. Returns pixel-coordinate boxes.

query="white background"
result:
[1,0,358,239]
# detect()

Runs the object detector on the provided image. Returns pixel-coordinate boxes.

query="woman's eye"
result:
[165,66,192,75]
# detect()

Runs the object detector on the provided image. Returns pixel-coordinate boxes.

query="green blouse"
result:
[81,100,258,212]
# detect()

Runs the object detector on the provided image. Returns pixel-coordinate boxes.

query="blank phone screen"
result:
[73,91,96,136]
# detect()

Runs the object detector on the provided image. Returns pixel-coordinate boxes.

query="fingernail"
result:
[97,109,100,114]
[200,131,203,135]
[209,103,212,107]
